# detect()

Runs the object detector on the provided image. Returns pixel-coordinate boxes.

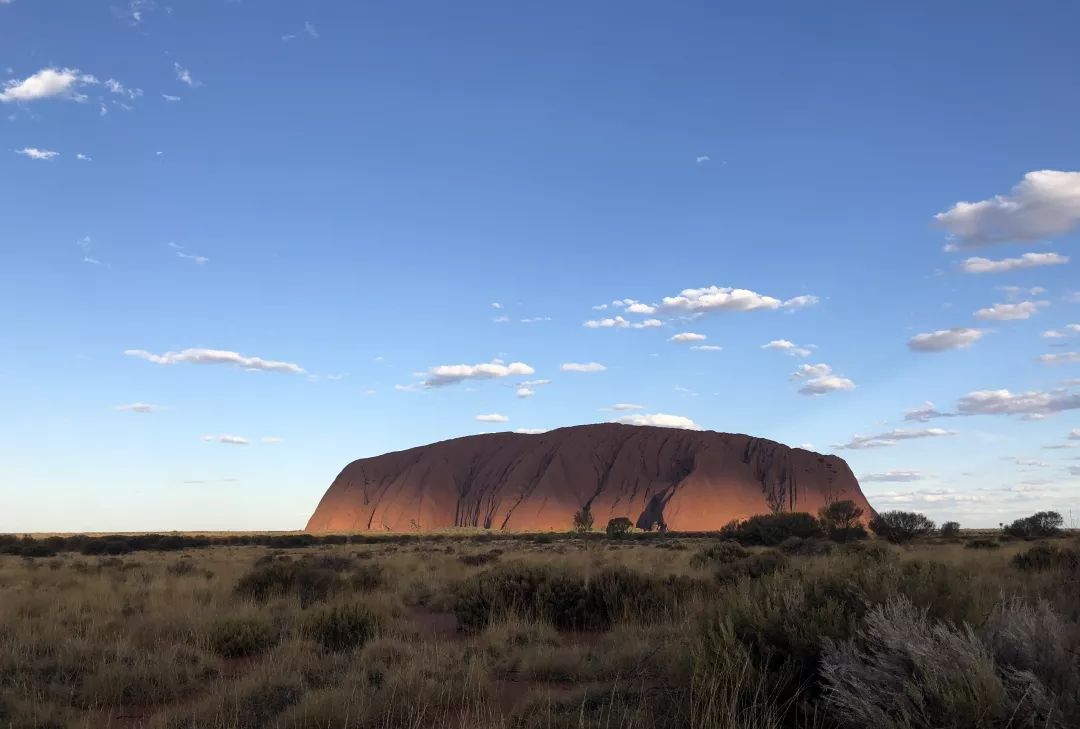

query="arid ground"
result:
[2,522,1079,728]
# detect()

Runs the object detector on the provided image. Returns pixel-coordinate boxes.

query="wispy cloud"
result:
[908,328,985,352]
[860,470,927,483]
[113,402,159,413]
[15,147,59,160]
[691,345,723,351]
[762,339,812,357]
[960,251,1069,274]
[168,242,208,265]
[836,428,956,450]
[161,93,180,102]
[956,389,1080,418]
[174,62,200,88]
[669,332,707,343]
[124,348,305,374]
[202,434,249,446]
[560,362,606,373]
[904,401,955,422]
[1040,352,1080,365]
[973,301,1047,321]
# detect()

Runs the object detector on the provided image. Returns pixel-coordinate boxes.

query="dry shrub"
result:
[1012,543,1080,572]
[690,541,748,568]
[821,597,1061,729]
[234,560,342,607]
[303,602,381,652]
[206,615,278,658]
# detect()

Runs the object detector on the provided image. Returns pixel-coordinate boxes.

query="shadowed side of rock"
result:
[305,423,873,533]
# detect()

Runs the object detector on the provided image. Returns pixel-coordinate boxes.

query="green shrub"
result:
[305,603,380,652]
[778,536,834,556]
[605,517,633,538]
[869,511,937,544]
[714,551,789,584]
[206,616,278,658]
[965,537,1000,550]
[719,512,824,545]
[572,505,594,533]
[460,549,502,566]
[819,501,867,543]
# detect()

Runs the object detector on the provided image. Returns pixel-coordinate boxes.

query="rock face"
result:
[305,423,874,533]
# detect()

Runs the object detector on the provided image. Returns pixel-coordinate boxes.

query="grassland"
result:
[1,527,1078,728]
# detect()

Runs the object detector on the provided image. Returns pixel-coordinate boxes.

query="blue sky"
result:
[2,1,1078,532]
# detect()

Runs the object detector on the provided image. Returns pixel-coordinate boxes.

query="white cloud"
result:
[860,471,927,483]
[261,436,284,444]
[561,362,606,373]
[203,434,249,446]
[170,242,209,265]
[626,302,656,315]
[908,328,986,352]
[304,21,319,39]
[956,389,1080,417]
[124,348,305,374]
[1004,456,1048,468]
[660,286,782,313]
[973,301,1047,321]
[585,316,629,329]
[475,413,508,423]
[490,302,502,309]
[113,402,159,413]
[76,153,91,161]
[960,252,1069,274]
[104,78,141,100]
[521,379,551,386]
[419,360,534,388]
[15,147,59,160]
[493,315,510,323]
[1070,429,1080,441]
[696,155,710,165]
[591,303,608,311]
[691,345,723,351]
[162,93,180,102]
[0,67,98,103]
[1042,324,1080,338]
[635,319,662,329]
[790,363,855,396]
[514,428,547,434]
[516,386,535,398]
[904,401,954,422]
[669,332,706,343]
[612,413,700,430]
[782,295,819,310]
[174,62,200,88]
[1040,352,1080,365]
[762,339,812,357]
[836,428,956,450]
[935,170,1080,248]
[611,403,645,411]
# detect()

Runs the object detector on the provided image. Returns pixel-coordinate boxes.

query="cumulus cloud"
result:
[202,434,249,445]
[960,252,1069,274]
[626,302,657,315]
[635,319,662,329]
[124,348,305,374]
[908,328,986,352]
[669,332,707,343]
[1040,352,1080,365]
[790,363,855,396]
[956,389,1080,417]
[1070,429,1080,440]
[973,301,1047,321]
[860,471,927,483]
[15,147,59,160]
[584,316,629,329]
[475,413,508,423]
[762,339,812,357]
[418,361,534,388]
[612,413,700,430]
[836,428,956,450]
[659,286,782,313]
[904,401,954,422]
[0,67,98,103]
[113,402,159,413]
[561,362,606,373]
[935,170,1080,248]
[516,386,535,398]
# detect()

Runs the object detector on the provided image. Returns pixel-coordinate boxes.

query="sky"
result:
[1,1,1079,532]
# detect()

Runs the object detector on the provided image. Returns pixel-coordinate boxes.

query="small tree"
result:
[940,521,961,539]
[605,517,633,538]
[572,505,594,533]
[819,500,866,542]
[1003,511,1063,539]
[869,511,936,544]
